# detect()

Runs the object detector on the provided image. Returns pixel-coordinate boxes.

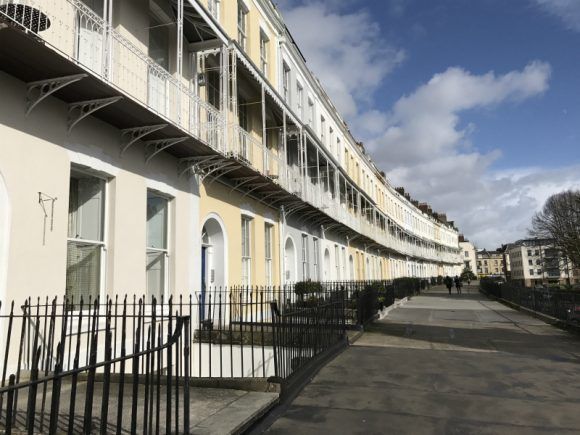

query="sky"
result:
[274,0,580,249]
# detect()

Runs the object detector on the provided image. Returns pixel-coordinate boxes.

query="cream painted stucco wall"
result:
[0,71,197,300]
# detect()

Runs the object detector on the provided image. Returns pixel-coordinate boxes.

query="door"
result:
[77,0,104,75]
[201,246,207,321]
[148,13,169,115]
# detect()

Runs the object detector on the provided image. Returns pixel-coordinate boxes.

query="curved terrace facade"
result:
[0,0,461,302]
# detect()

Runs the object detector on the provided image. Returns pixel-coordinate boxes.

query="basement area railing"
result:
[0,279,428,432]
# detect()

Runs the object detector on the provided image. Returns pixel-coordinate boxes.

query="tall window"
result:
[149,14,169,71]
[329,127,334,152]
[66,169,106,301]
[241,217,252,286]
[334,245,340,280]
[301,234,309,280]
[208,0,220,19]
[308,99,314,128]
[260,31,269,76]
[296,82,304,118]
[313,238,319,280]
[341,247,347,279]
[320,116,326,144]
[146,191,169,299]
[282,62,291,103]
[265,223,273,286]
[237,1,248,50]
[148,12,169,114]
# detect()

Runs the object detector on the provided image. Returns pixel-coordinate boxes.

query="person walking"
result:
[454,275,462,295]
[444,275,453,295]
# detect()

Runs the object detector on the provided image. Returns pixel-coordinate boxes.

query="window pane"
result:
[147,193,168,249]
[68,172,105,241]
[149,15,169,71]
[146,251,165,299]
[66,241,101,301]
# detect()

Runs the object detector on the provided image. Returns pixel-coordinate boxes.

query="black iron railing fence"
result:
[480,278,580,325]
[270,297,346,381]
[0,297,191,434]
[0,279,427,432]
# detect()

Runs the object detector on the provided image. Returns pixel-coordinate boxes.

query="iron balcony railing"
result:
[0,0,460,267]
[0,0,225,153]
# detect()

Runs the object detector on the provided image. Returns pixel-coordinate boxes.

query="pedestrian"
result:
[444,275,453,295]
[454,275,462,295]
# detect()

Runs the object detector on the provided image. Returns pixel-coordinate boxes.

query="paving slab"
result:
[266,284,580,434]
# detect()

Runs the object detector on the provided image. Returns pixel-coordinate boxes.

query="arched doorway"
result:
[284,237,296,284]
[323,249,330,281]
[201,216,227,320]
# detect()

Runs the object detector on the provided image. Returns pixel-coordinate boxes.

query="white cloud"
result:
[279,2,405,118]
[370,62,566,249]
[369,61,552,168]
[533,0,580,31]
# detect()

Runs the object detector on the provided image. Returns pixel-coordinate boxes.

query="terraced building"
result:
[0,0,462,302]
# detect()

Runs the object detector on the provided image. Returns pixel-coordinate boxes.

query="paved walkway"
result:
[266,285,580,434]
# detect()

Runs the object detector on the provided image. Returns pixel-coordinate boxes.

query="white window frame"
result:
[265,223,273,287]
[296,82,303,118]
[308,99,314,128]
[241,216,252,286]
[260,30,269,76]
[282,62,291,103]
[301,234,309,280]
[208,0,220,20]
[320,116,326,144]
[334,245,340,280]
[66,167,108,302]
[313,238,319,281]
[238,1,248,51]
[146,189,171,300]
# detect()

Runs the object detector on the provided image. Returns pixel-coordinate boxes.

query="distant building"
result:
[508,239,578,286]
[459,235,477,274]
[476,249,506,278]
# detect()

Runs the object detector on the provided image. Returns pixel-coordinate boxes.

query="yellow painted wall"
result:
[199,182,280,287]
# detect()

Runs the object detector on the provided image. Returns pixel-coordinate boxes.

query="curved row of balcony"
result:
[0,0,460,266]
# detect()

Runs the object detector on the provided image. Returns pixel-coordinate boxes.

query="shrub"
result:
[294,281,324,296]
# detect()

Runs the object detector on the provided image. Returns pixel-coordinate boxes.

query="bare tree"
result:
[531,190,580,268]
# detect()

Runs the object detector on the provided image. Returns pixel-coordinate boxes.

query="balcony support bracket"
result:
[240,182,270,199]
[26,74,88,116]
[144,137,188,164]
[230,176,260,193]
[178,155,222,178]
[205,162,242,185]
[201,161,240,184]
[120,124,167,156]
[68,96,122,132]
[285,203,309,219]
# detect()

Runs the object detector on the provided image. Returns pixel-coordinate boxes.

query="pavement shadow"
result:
[364,288,580,364]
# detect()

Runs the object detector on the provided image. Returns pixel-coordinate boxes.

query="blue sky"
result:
[276,0,580,249]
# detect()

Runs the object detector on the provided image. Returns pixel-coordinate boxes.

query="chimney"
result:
[395,187,405,195]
